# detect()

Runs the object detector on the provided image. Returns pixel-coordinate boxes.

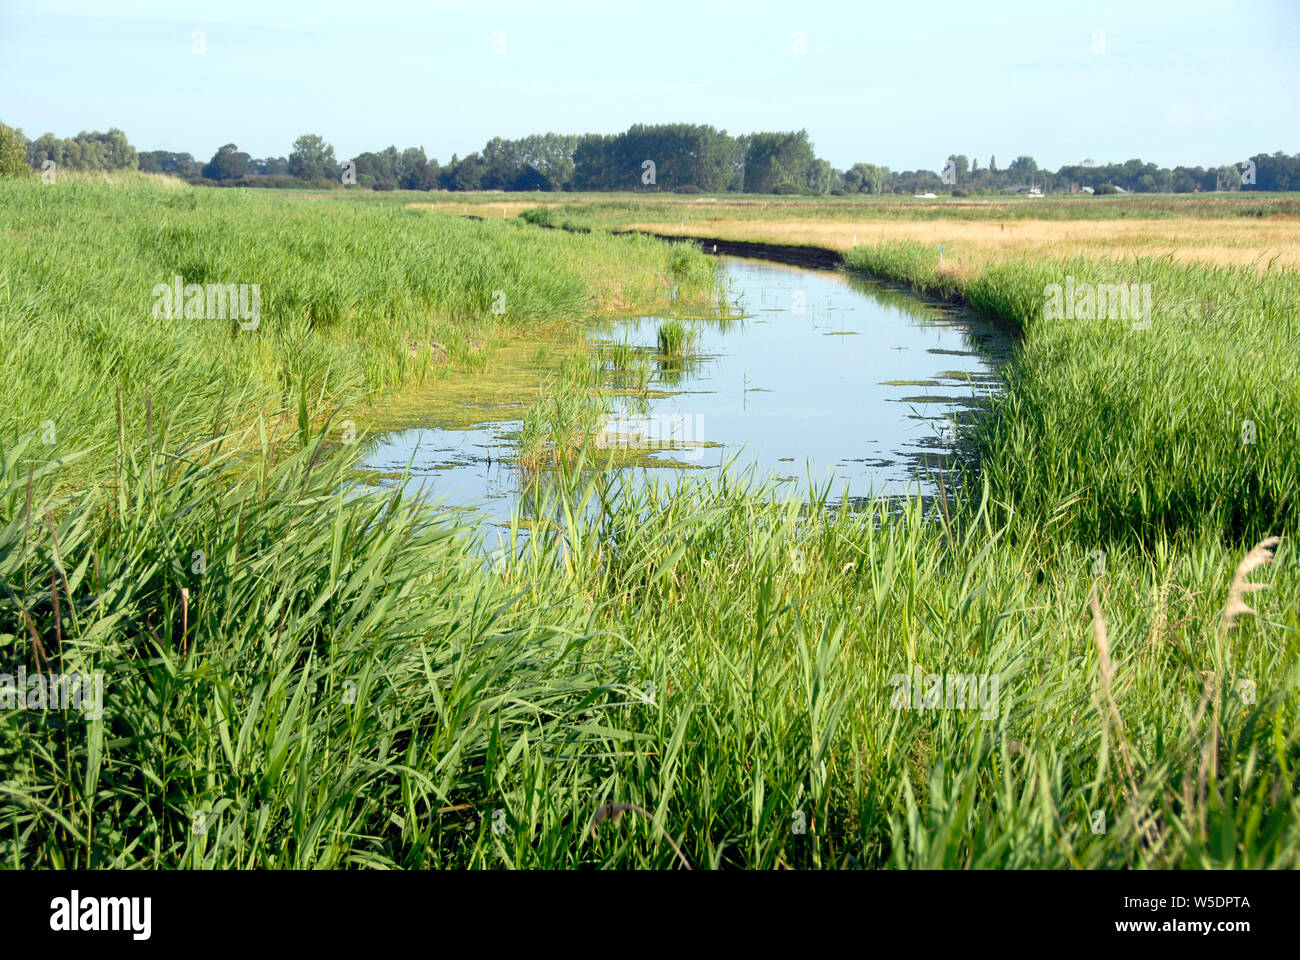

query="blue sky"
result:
[1,0,1295,172]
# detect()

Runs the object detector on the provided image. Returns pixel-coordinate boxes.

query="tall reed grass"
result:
[843,242,1299,543]
[2,180,1296,869]
[2,432,1295,867]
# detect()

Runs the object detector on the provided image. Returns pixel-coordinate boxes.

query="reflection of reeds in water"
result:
[598,341,652,396]
[653,355,702,389]
[625,355,652,394]
[605,340,635,371]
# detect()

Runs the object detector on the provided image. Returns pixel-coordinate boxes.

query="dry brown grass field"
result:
[634,215,1300,270]
[410,191,1300,273]
[623,215,1300,272]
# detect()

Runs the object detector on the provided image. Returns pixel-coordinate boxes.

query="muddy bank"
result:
[636,232,845,269]
[520,216,841,267]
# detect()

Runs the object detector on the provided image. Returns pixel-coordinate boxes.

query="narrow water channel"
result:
[360,256,1012,521]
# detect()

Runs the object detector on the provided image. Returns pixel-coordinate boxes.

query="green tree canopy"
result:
[288,134,338,180]
[0,122,29,178]
[743,130,817,194]
[202,143,251,180]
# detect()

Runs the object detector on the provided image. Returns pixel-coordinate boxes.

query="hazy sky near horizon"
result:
[1,0,1296,173]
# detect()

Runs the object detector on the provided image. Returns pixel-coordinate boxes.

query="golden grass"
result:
[37,169,190,189]
[627,217,1300,271]
[1220,536,1283,633]
[409,200,551,217]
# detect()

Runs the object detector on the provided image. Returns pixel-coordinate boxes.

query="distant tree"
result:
[438,153,459,190]
[480,138,517,190]
[1215,165,1240,192]
[844,162,888,194]
[0,122,29,178]
[510,164,552,191]
[269,129,1300,197]
[743,130,816,193]
[728,135,748,191]
[251,156,289,176]
[1249,151,1300,191]
[288,134,338,180]
[1170,167,1201,193]
[447,153,486,190]
[350,150,384,186]
[480,134,574,189]
[404,156,440,191]
[572,136,616,190]
[202,143,252,180]
[806,157,833,194]
[395,147,425,187]
[33,128,139,170]
[136,151,164,173]
[139,150,203,177]
[100,128,137,168]
[26,132,62,168]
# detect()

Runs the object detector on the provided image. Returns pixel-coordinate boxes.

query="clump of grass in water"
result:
[657,319,696,356]
[513,357,610,474]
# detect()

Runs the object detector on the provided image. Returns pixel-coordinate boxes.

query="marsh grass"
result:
[512,355,611,473]
[656,319,697,356]
[605,340,636,371]
[2,179,1297,870]
[0,177,718,492]
[841,242,1299,543]
[3,430,1295,868]
[627,355,652,394]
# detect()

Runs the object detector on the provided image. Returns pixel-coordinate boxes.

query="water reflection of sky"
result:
[360,256,1011,522]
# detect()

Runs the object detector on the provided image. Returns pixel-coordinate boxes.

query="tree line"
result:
[2,120,1298,194]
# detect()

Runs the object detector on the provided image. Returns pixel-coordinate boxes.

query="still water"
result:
[361,256,1011,519]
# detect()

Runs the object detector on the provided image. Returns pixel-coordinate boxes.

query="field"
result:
[1,178,1297,868]
[510,193,1300,271]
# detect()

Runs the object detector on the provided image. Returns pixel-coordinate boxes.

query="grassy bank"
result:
[0,176,716,484]
[1,181,1296,869]
[840,243,1299,544]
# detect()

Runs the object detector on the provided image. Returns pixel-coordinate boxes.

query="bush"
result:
[1095,183,1119,195]
[0,123,30,179]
